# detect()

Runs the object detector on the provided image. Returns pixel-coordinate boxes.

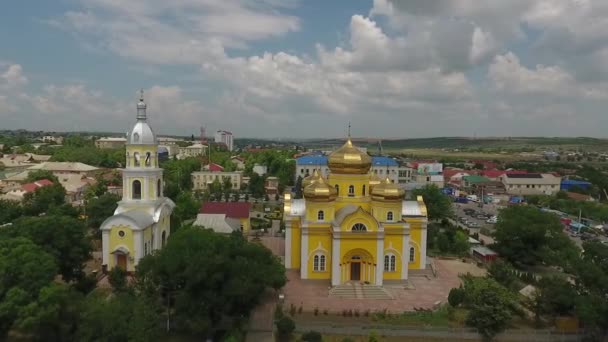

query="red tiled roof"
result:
[208,163,224,172]
[21,179,53,193]
[443,169,467,180]
[200,202,251,218]
[565,192,593,202]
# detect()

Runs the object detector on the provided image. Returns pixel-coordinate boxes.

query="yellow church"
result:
[284,138,428,286]
[101,91,175,273]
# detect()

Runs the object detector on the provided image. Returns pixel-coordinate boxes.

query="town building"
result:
[0,179,53,202]
[284,137,428,286]
[560,179,592,191]
[253,163,268,176]
[194,202,251,234]
[409,162,444,188]
[100,92,175,273]
[191,165,243,191]
[265,176,279,195]
[295,155,410,184]
[1,161,99,189]
[95,137,127,149]
[231,156,246,170]
[500,173,562,196]
[177,143,208,159]
[214,130,234,151]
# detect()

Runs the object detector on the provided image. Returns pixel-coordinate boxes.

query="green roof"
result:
[463,175,491,184]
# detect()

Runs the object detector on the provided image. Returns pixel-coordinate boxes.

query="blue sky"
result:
[2,0,608,138]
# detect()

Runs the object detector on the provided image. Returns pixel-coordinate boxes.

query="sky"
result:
[2,0,608,139]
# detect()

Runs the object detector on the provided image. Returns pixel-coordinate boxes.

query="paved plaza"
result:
[281,258,485,314]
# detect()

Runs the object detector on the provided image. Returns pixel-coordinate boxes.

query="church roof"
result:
[102,209,155,230]
[193,213,236,234]
[333,205,359,225]
[402,201,424,216]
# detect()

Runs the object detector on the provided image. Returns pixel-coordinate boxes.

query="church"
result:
[283,137,428,286]
[101,91,175,272]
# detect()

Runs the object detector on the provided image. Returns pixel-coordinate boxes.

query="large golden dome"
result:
[371,177,404,202]
[304,175,337,202]
[302,169,321,189]
[328,138,372,174]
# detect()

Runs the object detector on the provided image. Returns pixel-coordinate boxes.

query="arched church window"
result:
[317,210,324,221]
[348,185,355,197]
[133,133,140,143]
[387,211,393,221]
[384,254,396,272]
[134,152,141,167]
[410,247,415,262]
[161,231,166,247]
[157,179,162,197]
[313,254,326,271]
[335,184,339,195]
[351,223,367,232]
[145,152,151,167]
[362,185,366,196]
[132,180,142,199]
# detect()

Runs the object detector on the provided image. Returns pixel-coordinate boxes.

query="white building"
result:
[177,143,208,159]
[214,130,234,151]
[95,137,127,149]
[501,173,561,196]
[294,155,409,184]
[253,164,267,176]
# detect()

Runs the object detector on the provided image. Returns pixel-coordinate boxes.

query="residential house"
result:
[95,137,127,149]
[500,173,562,196]
[253,164,268,176]
[178,143,207,159]
[194,202,251,233]
[0,179,53,202]
[191,163,242,191]
[231,156,246,170]
[265,176,279,195]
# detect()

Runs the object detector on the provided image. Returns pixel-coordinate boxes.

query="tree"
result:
[24,170,59,183]
[13,283,82,342]
[301,330,322,342]
[0,238,58,337]
[448,287,465,307]
[412,184,453,221]
[493,206,579,267]
[172,191,201,229]
[487,260,519,291]
[248,173,265,198]
[85,192,120,229]
[0,199,22,225]
[108,267,128,293]
[452,231,470,256]
[276,316,295,342]
[22,183,67,216]
[459,276,516,342]
[532,276,576,321]
[136,228,286,337]
[6,216,91,281]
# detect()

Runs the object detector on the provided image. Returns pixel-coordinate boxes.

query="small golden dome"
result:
[302,169,321,189]
[369,173,382,190]
[304,175,337,202]
[328,138,372,174]
[371,177,404,202]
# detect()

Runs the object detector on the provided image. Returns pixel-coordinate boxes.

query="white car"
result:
[486,216,497,224]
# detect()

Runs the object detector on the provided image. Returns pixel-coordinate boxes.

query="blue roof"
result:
[561,180,591,186]
[296,155,327,165]
[296,155,398,167]
[372,156,398,166]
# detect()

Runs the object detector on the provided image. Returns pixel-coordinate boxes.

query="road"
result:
[452,201,498,232]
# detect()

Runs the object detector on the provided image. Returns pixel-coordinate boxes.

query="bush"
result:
[108,267,127,292]
[276,316,295,338]
[301,330,322,342]
[274,304,284,320]
[448,287,466,307]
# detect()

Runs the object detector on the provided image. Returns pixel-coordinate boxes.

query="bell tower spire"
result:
[136,89,147,121]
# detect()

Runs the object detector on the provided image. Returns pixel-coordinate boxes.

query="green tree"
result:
[0,238,58,337]
[85,192,120,229]
[487,260,519,290]
[452,231,470,256]
[448,286,465,307]
[460,276,516,342]
[22,183,66,216]
[24,170,59,183]
[248,173,265,198]
[13,283,82,342]
[493,206,579,267]
[136,228,286,337]
[532,276,576,322]
[412,184,453,221]
[276,316,295,342]
[301,330,322,342]
[172,191,201,229]
[0,199,22,225]
[6,216,91,281]
[108,267,128,293]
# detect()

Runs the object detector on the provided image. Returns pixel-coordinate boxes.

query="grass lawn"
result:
[390,148,540,161]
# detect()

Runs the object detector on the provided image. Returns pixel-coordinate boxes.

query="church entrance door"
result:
[350,262,361,281]
[116,254,127,270]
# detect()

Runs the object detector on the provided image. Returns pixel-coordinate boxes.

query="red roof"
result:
[481,170,527,178]
[443,168,467,180]
[21,179,53,193]
[200,202,251,219]
[208,163,224,172]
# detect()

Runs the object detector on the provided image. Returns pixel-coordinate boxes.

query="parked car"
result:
[486,217,497,224]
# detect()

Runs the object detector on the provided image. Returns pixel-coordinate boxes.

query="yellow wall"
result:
[306,228,332,279]
[109,224,135,271]
[328,174,372,212]
[240,218,251,233]
[408,217,424,269]
[340,208,378,232]
[383,234,404,280]
[306,202,335,223]
[126,144,158,168]
[371,200,402,223]
[290,219,301,269]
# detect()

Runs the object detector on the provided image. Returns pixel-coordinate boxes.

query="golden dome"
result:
[371,177,404,202]
[328,138,372,174]
[304,175,337,202]
[302,169,321,189]
[369,173,382,190]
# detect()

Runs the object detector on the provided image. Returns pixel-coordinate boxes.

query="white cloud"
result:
[1,64,28,89]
